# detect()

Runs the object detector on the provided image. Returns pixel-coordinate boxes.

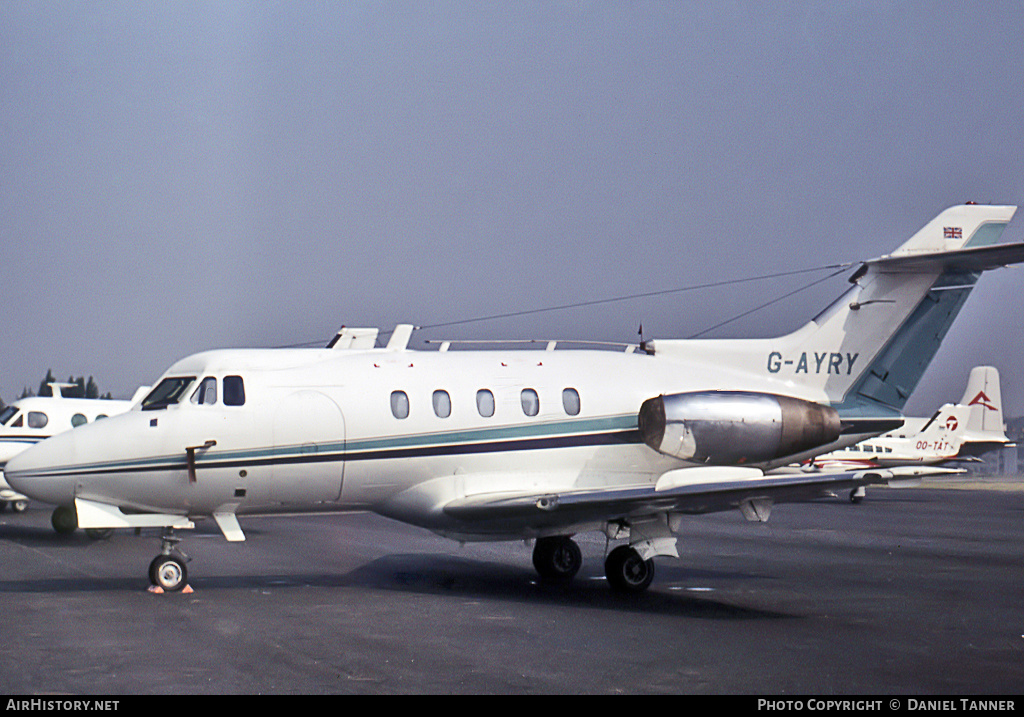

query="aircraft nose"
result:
[4,431,79,505]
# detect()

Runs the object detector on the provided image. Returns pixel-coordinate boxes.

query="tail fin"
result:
[957,365,1010,453]
[901,403,972,461]
[960,366,1004,435]
[648,204,1021,418]
[915,403,970,442]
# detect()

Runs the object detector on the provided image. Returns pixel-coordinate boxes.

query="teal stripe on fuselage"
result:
[14,414,640,478]
[344,414,636,455]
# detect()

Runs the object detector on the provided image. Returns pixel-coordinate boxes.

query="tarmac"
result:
[0,477,1021,694]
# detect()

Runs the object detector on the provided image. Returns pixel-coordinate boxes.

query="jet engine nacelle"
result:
[637,391,841,465]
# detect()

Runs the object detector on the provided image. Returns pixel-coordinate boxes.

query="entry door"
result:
[271,390,345,504]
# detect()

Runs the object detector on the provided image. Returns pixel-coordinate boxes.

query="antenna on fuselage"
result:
[638,322,654,355]
[326,326,380,350]
[385,324,417,351]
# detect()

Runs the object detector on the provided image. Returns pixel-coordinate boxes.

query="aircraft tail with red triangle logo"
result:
[957,366,1012,456]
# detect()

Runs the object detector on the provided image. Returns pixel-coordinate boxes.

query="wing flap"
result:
[441,465,960,526]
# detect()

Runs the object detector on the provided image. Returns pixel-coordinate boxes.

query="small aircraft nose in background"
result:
[0,384,144,515]
[4,402,208,535]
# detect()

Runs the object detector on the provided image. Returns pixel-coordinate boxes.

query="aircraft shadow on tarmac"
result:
[339,553,794,619]
[0,532,794,620]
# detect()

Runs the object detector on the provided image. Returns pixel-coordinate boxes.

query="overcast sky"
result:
[2,1,1023,417]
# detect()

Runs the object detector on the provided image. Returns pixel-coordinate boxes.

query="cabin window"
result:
[476,389,495,418]
[432,390,451,418]
[562,388,581,416]
[96,414,108,420]
[391,390,410,419]
[191,377,218,405]
[142,377,196,410]
[70,413,87,428]
[521,389,539,417]
[28,411,49,429]
[223,376,245,406]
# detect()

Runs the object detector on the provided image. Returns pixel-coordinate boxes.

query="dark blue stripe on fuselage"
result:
[16,428,643,479]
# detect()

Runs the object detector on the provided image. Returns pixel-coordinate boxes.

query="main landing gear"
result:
[604,545,655,593]
[531,535,656,594]
[532,536,583,582]
[148,529,191,593]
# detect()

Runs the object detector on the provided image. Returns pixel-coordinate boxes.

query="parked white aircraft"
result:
[0,385,145,527]
[803,366,1011,501]
[7,204,1023,593]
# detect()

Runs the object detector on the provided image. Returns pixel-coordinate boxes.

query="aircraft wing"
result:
[441,465,959,531]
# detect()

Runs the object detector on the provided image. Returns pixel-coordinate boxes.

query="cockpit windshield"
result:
[0,406,18,425]
[141,377,196,411]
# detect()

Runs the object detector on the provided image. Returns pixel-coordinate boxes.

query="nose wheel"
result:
[148,530,190,592]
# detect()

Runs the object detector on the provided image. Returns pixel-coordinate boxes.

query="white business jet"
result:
[803,365,1012,501]
[0,384,144,528]
[6,204,1023,594]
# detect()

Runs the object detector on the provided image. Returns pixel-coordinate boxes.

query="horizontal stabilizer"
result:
[868,240,1024,272]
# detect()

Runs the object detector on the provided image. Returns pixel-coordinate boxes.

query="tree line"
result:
[1,369,113,412]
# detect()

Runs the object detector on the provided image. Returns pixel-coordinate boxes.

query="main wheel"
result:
[149,554,188,592]
[51,505,78,534]
[532,536,582,582]
[605,545,655,593]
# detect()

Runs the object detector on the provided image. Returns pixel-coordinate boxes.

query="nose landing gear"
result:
[148,530,191,593]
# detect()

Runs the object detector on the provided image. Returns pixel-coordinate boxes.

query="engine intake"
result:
[638,391,841,465]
